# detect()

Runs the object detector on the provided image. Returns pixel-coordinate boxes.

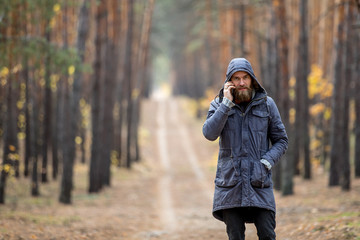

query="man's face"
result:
[230,71,253,103]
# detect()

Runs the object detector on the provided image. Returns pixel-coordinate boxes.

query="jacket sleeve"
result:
[261,97,288,167]
[202,99,231,141]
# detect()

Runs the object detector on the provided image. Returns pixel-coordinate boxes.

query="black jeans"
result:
[222,207,276,240]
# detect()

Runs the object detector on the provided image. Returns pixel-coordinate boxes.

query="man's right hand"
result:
[224,82,235,102]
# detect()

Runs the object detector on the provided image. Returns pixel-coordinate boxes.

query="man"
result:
[202,58,288,240]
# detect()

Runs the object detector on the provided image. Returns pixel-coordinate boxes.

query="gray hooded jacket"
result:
[202,58,288,221]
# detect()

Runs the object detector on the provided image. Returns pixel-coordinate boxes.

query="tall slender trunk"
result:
[355,9,360,178]
[0,66,19,203]
[24,37,31,178]
[295,0,311,180]
[89,0,106,193]
[133,0,155,162]
[59,1,75,203]
[41,0,54,183]
[239,3,246,57]
[52,81,61,180]
[0,8,19,201]
[42,33,51,183]
[70,0,90,172]
[125,0,134,168]
[340,2,354,191]
[31,78,40,196]
[273,0,291,194]
[204,0,216,88]
[329,4,346,186]
[265,4,281,188]
[102,37,115,185]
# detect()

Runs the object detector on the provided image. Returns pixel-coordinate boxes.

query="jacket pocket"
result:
[250,161,271,188]
[215,157,241,187]
[250,108,269,132]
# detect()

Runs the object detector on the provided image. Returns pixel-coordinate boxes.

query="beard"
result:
[233,87,252,103]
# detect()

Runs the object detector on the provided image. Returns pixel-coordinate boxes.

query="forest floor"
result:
[0,95,360,240]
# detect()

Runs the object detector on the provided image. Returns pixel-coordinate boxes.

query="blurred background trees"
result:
[0,0,156,203]
[0,0,359,204]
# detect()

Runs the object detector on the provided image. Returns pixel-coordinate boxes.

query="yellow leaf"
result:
[324,108,331,120]
[50,74,59,91]
[39,78,45,87]
[8,153,19,160]
[307,64,332,100]
[0,67,9,77]
[289,108,296,125]
[75,136,82,145]
[50,18,56,28]
[132,88,140,99]
[18,132,26,140]
[111,151,119,165]
[316,130,324,138]
[289,76,296,88]
[53,3,61,13]
[4,164,11,173]
[310,103,325,116]
[80,98,86,108]
[17,100,24,110]
[68,65,75,75]
[8,145,16,151]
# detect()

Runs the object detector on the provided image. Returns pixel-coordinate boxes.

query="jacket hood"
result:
[219,58,266,101]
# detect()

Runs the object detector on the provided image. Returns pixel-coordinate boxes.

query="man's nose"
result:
[238,79,246,86]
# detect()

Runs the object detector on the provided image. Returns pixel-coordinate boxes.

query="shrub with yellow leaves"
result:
[308,65,333,101]
[307,65,333,165]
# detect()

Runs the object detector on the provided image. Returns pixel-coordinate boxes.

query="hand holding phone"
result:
[224,82,235,101]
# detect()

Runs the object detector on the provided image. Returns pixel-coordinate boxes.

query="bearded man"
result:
[202,58,288,240]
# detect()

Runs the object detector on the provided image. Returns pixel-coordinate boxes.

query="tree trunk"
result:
[22,2,31,178]
[125,0,134,168]
[265,3,281,190]
[329,4,346,187]
[31,79,40,196]
[89,0,106,193]
[52,83,60,180]
[59,1,75,203]
[30,81,40,197]
[70,0,90,171]
[133,0,156,162]
[239,3,246,57]
[101,4,117,185]
[24,38,31,178]
[0,6,20,200]
[295,0,311,180]
[41,30,51,183]
[340,2,354,191]
[0,65,19,203]
[204,0,216,88]
[355,9,360,178]
[273,0,292,194]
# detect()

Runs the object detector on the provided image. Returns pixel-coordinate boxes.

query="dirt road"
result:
[150,95,230,239]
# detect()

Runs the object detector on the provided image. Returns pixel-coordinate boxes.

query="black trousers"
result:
[222,207,276,240]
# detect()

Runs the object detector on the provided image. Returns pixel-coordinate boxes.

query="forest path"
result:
[149,94,231,239]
